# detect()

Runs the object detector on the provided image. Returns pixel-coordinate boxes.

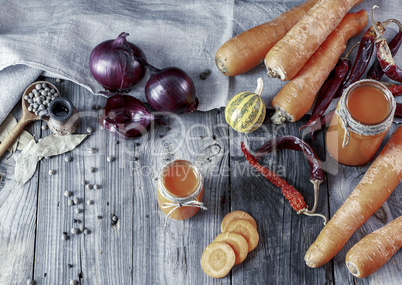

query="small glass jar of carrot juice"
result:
[157,160,205,221]
[326,79,396,166]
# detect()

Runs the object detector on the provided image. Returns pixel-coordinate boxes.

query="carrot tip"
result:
[346,261,359,277]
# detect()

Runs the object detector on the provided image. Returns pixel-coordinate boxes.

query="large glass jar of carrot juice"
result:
[157,160,205,221]
[326,79,396,166]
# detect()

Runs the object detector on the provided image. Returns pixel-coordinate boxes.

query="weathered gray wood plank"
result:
[229,114,331,285]
[131,108,230,285]
[33,80,87,284]
[0,97,41,284]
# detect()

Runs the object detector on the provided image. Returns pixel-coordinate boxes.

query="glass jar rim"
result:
[339,79,396,136]
[158,160,203,202]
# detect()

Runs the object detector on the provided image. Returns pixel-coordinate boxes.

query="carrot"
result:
[304,126,402,268]
[345,215,402,278]
[201,241,236,278]
[214,232,249,265]
[264,0,365,81]
[215,0,319,76]
[221,210,257,232]
[270,10,368,124]
[223,219,259,252]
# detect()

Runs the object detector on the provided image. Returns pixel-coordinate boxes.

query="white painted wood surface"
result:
[0,77,401,284]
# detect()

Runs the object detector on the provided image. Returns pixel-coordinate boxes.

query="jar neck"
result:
[338,79,395,137]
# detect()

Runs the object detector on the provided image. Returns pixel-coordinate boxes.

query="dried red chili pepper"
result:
[367,31,402,80]
[241,142,327,224]
[255,136,324,215]
[395,103,402,118]
[372,6,402,83]
[300,42,358,133]
[381,81,402,96]
[335,7,393,98]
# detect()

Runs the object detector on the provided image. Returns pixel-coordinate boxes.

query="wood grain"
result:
[0,78,401,284]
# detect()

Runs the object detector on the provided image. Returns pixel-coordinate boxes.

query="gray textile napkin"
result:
[0,0,400,125]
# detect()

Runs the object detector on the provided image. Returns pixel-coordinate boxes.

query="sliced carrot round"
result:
[221,210,257,232]
[213,232,248,265]
[201,241,235,278]
[223,219,259,252]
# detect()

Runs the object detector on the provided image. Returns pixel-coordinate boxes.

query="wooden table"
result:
[0,77,401,285]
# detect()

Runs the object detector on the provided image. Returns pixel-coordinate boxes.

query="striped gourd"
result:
[225,78,266,133]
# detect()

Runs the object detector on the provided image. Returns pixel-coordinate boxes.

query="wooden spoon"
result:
[0,81,60,158]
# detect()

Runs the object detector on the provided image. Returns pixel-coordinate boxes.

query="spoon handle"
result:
[0,119,31,158]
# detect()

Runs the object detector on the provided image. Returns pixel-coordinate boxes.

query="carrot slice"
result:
[223,219,259,252]
[200,241,236,278]
[221,210,257,232]
[213,232,249,265]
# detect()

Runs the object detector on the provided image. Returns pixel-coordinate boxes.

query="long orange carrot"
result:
[304,126,402,268]
[215,0,318,76]
[345,215,402,278]
[265,0,365,81]
[270,10,368,124]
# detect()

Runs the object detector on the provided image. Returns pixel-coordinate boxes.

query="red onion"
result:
[99,94,154,139]
[144,64,199,114]
[89,32,147,92]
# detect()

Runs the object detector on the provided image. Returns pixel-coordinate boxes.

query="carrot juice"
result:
[157,160,204,220]
[326,80,396,166]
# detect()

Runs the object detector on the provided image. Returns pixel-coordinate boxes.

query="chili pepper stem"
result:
[299,209,328,225]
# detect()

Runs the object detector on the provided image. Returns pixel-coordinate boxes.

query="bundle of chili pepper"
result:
[367,23,402,80]
[255,136,324,215]
[300,42,359,137]
[334,6,394,98]
[372,6,402,84]
[241,141,327,224]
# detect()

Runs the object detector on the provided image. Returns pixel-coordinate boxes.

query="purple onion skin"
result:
[90,32,147,92]
[145,67,199,114]
[99,94,154,139]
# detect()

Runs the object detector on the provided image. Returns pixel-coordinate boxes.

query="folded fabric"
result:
[0,0,399,126]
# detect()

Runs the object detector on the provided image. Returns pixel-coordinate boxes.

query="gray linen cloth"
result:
[0,0,400,125]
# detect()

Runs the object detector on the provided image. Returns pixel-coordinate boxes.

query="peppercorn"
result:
[64,191,73,197]
[64,156,72,162]
[68,199,74,206]
[97,215,103,219]
[87,127,94,134]
[93,184,100,190]
[83,229,91,235]
[87,200,94,205]
[26,279,36,285]
[73,197,81,205]
[62,233,69,241]
[107,156,114,162]
[49,169,56,175]
[86,184,93,190]
[88,147,97,154]
[70,228,80,235]
[81,179,88,185]
[90,167,96,173]
[70,280,78,285]
[75,208,83,214]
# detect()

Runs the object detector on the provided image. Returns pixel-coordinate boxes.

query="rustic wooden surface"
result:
[0,76,401,285]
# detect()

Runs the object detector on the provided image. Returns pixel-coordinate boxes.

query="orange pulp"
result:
[347,86,389,124]
[164,164,198,197]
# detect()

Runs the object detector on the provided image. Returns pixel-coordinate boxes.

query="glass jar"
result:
[326,79,396,166]
[157,160,205,221]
